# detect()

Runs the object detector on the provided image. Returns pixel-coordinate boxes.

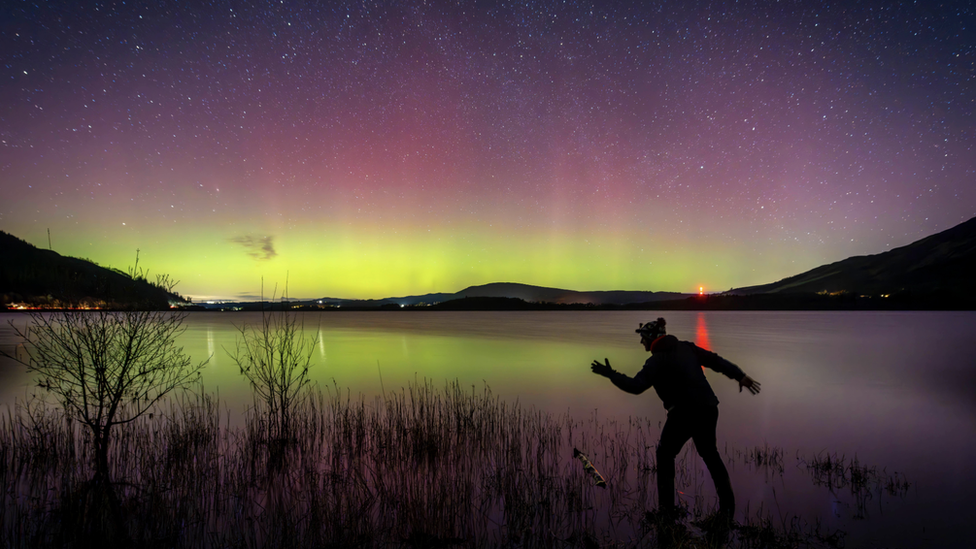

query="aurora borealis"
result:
[2,1,974,301]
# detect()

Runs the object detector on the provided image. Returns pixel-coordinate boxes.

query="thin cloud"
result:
[230,235,277,261]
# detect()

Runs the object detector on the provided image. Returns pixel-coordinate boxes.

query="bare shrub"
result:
[229,307,316,450]
[5,309,206,483]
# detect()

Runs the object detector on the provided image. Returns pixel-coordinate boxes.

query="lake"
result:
[1,310,974,547]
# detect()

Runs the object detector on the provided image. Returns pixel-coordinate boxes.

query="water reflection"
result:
[206,325,216,368]
[317,328,326,361]
[695,312,711,351]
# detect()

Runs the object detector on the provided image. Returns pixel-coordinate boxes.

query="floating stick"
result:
[573,447,607,488]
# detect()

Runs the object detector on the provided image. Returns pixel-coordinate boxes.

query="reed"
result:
[0,382,872,548]
[798,450,911,521]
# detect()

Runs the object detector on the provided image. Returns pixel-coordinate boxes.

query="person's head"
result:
[636,317,667,351]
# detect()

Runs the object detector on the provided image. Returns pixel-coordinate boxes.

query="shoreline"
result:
[7,292,976,312]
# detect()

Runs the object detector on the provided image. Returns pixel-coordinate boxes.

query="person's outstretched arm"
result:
[591,358,655,394]
[691,343,761,395]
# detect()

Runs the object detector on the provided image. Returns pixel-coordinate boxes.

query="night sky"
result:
[2,1,974,301]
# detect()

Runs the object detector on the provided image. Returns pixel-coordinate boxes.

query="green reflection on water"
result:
[173,312,645,416]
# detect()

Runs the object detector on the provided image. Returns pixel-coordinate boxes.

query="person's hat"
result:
[636,317,667,340]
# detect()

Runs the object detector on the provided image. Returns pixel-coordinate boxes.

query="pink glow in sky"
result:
[2,1,974,300]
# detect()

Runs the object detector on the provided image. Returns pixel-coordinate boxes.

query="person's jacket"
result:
[608,335,745,411]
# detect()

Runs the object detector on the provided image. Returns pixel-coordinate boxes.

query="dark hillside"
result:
[1,231,183,309]
[730,216,976,298]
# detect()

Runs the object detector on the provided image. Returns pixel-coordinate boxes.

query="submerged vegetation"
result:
[0,380,911,548]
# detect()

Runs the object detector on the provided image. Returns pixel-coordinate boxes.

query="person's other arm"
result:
[690,343,761,395]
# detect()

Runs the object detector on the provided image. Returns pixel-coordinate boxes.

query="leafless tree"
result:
[229,307,316,446]
[6,309,206,483]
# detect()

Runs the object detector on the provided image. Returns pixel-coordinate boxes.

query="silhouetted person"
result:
[591,317,760,523]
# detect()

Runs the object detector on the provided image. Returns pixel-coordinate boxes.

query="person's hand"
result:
[739,375,761,395]
[591,358,615,378]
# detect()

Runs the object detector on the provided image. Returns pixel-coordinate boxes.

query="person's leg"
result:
[656,408,693,514]
[690,405,735,516]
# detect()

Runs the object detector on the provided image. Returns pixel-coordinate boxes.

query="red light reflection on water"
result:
[695,312,711,351]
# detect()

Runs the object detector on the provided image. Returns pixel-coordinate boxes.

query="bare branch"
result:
[228,306,317,444]
[3,309,207,481]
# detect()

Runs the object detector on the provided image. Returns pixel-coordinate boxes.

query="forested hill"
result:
[1,231,183,309]
[729,216,976,298]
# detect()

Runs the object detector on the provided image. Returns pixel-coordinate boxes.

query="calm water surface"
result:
[2,310,974,546]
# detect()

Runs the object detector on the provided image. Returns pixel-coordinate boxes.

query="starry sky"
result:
[2,0,974,301]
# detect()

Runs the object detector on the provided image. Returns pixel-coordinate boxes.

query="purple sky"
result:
[2,1,974,300]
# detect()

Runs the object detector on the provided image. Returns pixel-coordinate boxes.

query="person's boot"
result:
[644,506,689,548]
[696,508,733,547]
[644,505,685,524]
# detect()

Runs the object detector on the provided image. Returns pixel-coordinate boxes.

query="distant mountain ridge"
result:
[728,216,976,297]
[312,282,691,308]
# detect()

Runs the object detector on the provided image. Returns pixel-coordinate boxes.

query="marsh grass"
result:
[798,451,911,520]
[0,382,896,548]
